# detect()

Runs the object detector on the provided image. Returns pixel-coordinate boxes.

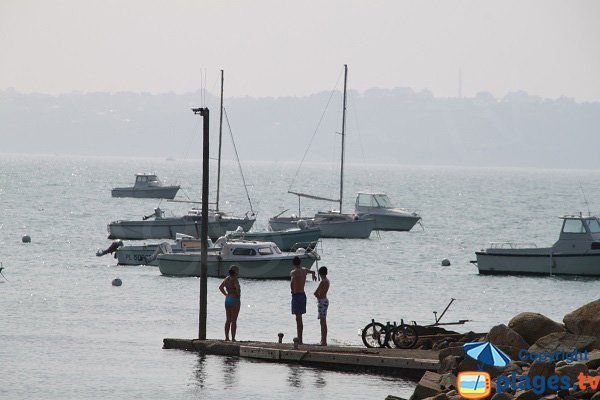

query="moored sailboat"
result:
[268,65,375,239]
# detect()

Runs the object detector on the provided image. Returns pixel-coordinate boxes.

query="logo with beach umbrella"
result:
[456,342,511,399]
[464,341,511,369]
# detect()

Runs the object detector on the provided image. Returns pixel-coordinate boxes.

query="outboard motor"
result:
[297,220,308,230]
[96,240,124,257]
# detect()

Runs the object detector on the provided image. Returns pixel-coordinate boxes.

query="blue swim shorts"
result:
[291,292,307,315]
[225,296,240,306]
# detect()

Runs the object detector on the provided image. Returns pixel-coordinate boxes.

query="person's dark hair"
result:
[293,256,301,266]
[318,266,328,276]
[228,265,239,276]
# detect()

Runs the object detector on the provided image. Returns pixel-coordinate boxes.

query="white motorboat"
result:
[107,207,255,241]
[112,224,321,266]
[111,173,180,199]
[473,214,600,276]
[269,65,375,239]
[157,240,320,279]
[354,192,421,231]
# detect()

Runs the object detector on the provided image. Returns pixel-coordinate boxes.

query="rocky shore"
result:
[388,299,600,400]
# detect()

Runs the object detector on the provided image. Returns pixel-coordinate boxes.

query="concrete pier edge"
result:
[163,338,439,378]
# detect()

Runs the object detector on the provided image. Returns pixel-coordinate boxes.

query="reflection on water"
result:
[314,369,326,389]
[193,354,208,389]
[222,356,239,389]
[287,364,305,389]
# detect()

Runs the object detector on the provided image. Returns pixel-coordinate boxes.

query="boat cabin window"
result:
[232,248,256,256]
[258,247,273,255]
[357,194,393,208]
[373,194,393,208]
[357,194,376,207]
[562,219,587,233]
[587,219,600,233]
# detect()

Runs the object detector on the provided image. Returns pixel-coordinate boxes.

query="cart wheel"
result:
[361,322,386,348]
[392,324,418,349]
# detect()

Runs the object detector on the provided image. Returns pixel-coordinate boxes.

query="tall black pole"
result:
[192,106,209,340]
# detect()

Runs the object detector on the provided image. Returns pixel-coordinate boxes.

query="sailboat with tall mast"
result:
[268,65,375,239]
[107,70,256,241]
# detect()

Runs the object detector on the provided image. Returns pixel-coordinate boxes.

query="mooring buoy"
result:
[112,278,122,286]
[22,235,31,243]
[441,258,451,266]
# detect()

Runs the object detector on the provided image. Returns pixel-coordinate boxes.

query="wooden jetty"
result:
[163,338,439,378]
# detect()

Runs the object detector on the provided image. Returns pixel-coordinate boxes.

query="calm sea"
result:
[1,154,599,399]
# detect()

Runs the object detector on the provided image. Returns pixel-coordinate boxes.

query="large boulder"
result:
[563,300,600,349]
[508,312,565,345]
[529,332,596,353]
[527,359,556,380]
[487,324,530,350]
[555,362,588,383]
[410,371,443,400]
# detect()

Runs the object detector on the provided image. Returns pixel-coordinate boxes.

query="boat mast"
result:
[216,70,224,212]
[339,64,348,213]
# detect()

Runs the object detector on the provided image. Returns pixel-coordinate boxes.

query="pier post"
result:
[192,106,210,340]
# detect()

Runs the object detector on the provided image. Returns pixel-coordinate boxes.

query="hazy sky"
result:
[1,0,599,101]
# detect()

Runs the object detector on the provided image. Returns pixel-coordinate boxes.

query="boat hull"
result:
[115,242,219,266]
[475,249,600,276]
[229,228,321,251]
[111,186,180,199]
[269,217,374,239]
[157,253,318,279]
[360,213,421,231]
[116,244,160,265]
[108,216,255,241]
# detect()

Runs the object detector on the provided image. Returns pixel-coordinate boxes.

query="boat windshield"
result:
[373,194,393,208]
[136,175,159,184]
[587,219,600,233]
[358,194,393,208]
[258,247,273,255]
[562,219,587,233]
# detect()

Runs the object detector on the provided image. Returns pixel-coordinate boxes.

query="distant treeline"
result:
[1,88,599,169]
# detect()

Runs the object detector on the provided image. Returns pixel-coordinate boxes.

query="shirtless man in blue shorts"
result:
[290,256,316,344]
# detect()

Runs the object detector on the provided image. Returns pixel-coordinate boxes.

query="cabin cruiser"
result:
[473,214,600,276]
[111,173,180,199]
[354,192,421,231]
[109,223,320,266]
[157,240,320,279]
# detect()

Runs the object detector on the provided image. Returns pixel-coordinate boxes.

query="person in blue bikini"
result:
[219,265,241,341]
[290,256,316,344]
